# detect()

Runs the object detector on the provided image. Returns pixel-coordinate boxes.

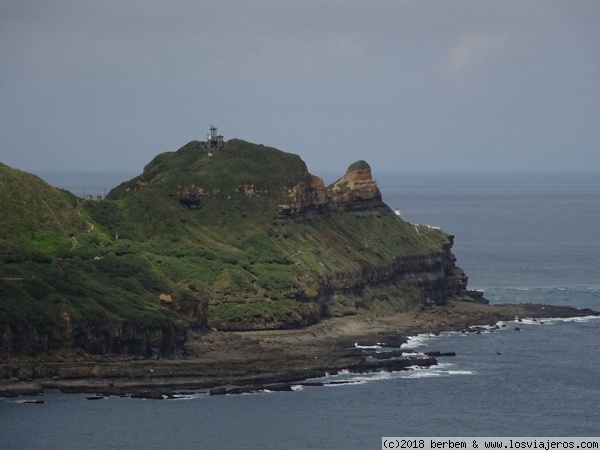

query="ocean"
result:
[1,172,599,449]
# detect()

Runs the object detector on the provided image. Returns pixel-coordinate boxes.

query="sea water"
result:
[1,172,599,449]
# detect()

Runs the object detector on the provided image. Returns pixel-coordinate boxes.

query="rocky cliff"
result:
[274,160,467,309]
[0,319,186,359]
[278,160,385,216]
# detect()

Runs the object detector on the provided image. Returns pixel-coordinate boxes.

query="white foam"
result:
[560,315,600,323]
[519,318,543,325]
[401,334,433,349]
[314,361,471,385]
[354,343,382,349]
[354,372,395,382]
[513,315,600,326]
[169,393,205,400]
[468,324,496,332]
[431,362,455,369]
[328,371,407,384]
[324,372,393,384]
[402,371,443,378]
[401,365,475,378]
[321,369,351,379]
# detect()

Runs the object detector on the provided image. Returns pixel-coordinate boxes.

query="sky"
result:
[1,0,599,177]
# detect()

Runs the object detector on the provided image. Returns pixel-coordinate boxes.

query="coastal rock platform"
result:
[1,301,597,398]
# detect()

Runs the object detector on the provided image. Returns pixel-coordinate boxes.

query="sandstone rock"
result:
[159,294,173,303]
[278,161,386,216]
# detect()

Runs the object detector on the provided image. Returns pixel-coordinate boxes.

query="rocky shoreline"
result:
[1,301,597,399]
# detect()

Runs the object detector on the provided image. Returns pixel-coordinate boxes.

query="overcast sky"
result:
[1,1,599,177]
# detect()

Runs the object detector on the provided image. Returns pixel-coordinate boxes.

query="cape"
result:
[0,139,482,358]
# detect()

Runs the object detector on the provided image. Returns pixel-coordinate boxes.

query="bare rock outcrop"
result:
[279,161,385,216]
[329,160,383,211]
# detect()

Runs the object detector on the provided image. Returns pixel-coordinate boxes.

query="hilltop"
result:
[0,139,480,359]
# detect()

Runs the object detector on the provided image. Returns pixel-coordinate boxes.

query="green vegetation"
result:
[0,163,87,254]
[0,139,453,355]
[347,160,370,171]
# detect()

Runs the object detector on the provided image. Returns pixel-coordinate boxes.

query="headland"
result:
[1,133,596,398]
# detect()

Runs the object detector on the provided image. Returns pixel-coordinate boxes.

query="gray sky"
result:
[1,1,599,176]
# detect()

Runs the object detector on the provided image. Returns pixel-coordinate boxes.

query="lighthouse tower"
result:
[207,125,224,149]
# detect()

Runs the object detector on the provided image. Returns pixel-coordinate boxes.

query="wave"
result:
[518,318,545,325]
[167,393,206,401]
[397,365,475,379]
[353,343,382,349]
[310,363,474,387]
[557,315,600,323]
[523,316,600,324]
[401,334,435,349]
[511,315,600,327]
[401,370,444,378]
[405,360,473,376]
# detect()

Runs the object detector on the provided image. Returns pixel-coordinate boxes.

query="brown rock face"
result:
[279,161,385,216]
[278,176,330,215]
[316,239,475,308]
[329,161,383,211]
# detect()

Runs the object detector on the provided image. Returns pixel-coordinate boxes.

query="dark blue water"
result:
[2,173,599,449]
[378,173,600,289]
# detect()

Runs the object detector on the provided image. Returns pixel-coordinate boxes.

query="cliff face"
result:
[279,161,481,320]
[278,176,330,215]
[315,237,475,311]
[279,161,385,216]
[0,320,187,359]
